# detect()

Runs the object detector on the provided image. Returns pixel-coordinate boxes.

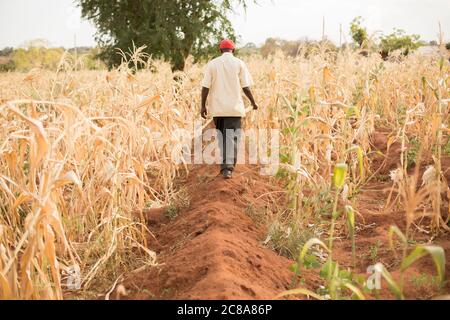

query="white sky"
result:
[0,0,449,48]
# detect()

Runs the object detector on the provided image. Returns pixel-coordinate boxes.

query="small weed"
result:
[410,273,440,290]
[265,212,317,260]
[406,138,420,169]
[363,240,382,265]
[245,204,266,224]
[164,203,179,221]
[164,187,190,221]
[302,189,335,217]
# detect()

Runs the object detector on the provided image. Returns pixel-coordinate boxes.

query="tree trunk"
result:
[171,58,186,72]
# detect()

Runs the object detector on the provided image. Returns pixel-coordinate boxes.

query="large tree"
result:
[78,0,250,71]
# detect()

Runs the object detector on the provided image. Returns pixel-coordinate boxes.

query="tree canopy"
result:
[349,16,368,48]
[348,18,424,58]
[78,0,251,71]
[380,29,423,57]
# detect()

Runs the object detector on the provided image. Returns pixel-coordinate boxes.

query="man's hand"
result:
[243,87,258,112]
[201,87,209,119]
[201,107,208,119]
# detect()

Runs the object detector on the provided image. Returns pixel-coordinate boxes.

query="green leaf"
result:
[276,288,324,300]
[342,282,365,300]
[377,263,404,300]
[345,205,355,233]
[288,262,299,274]
[339,269,352,281]
[303,254,321,269]
[320,258,337,280]
[345,205,356,266]
[333,163,348,189]
[299,238,329,266]
[388,225,407,252]
[356,147,364,179]
[401,245,446,284]
[345,106,360,118]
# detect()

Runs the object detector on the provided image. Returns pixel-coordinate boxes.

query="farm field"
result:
[0,47,449,300]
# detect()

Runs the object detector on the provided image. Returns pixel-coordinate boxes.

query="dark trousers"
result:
[213,117,242,172]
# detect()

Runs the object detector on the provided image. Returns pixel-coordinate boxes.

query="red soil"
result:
[125,165,309,299]
[121,129,449,300]
[331,128,450,299]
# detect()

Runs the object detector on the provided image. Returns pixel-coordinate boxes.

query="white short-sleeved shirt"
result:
[201,52,254,117]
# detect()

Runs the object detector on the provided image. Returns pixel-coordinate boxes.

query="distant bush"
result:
[0,47,14,57]
[0,57,15,72]
[260,37,336,58]
[80,48,107,70]
[380,29,423,58]
[446,42,450,50]
[11,47,64,71]
[237,42,259,57]
[0,46,106,72]
[0,47,15,72]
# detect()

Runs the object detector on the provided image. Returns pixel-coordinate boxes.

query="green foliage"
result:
[11,47,64,71]
[410,273,440,290]
[446,42,450,50]
[164,187,190,221]
[345,205,356,266]
[0,57,15,72]
[0,47,14,57]
[276,287,324,300]
[364,240,382,265]
[265,214,316,259]
[299,238,329,267]
[303,189,334,217]
[0,45,105,72]
[78,0,252,71]
[348,16,424,57]
[375,263,404,299]
[288,241,365,300]
[288,239,324,278]
[350,17,368,48]
[443,139,450,156]
[164,203,179,221]
[80,48,107,70]
[333,163,348,190]
[386,226,447,298]
[380,29,423,57]
[0,47,15,72]
[401,245,446,284]
[406,138,420,169]
[283,164,366,300]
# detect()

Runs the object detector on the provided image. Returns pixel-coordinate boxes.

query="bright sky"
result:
[0,0,449,48]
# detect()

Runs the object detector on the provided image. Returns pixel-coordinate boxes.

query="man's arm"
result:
[242,87,258,110]
[201,87,209,119]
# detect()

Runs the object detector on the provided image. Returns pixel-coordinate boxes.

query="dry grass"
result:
[0,46,448,299]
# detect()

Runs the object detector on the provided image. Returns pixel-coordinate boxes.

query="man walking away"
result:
[201,39,258,179]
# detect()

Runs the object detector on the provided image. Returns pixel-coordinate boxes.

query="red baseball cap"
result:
[219,39,235,50]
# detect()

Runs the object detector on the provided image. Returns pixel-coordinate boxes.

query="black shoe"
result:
[222,169,232,179]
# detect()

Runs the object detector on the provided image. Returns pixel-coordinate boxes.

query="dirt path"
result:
[122,129,449,300]
[125,164,302,299]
